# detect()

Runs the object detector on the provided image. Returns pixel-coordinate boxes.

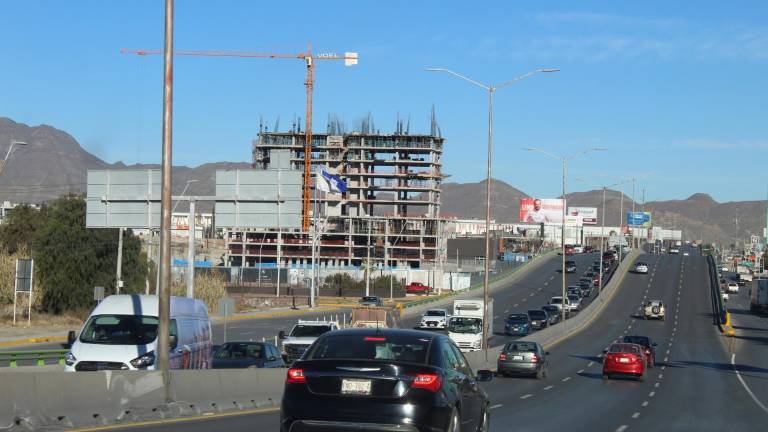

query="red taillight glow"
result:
[530,354,540,363]
[411,373,441,392]
[499,354,507,360]
[286,368,306,384]
[364,336,386,342]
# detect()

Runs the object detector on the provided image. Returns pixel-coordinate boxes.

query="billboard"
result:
[626,211,652,227]
[568,207,597,225]
[564,215,582,226]
[520,198,565,223]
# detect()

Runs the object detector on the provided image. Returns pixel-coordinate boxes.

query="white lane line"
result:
[615,426,628,432]
[529,293,535,297]
[632,412,640,419]
[543,385,554,390]
[562,377,572,382]
[490,404,503,410]
[658,374,663,379]
[588,361,595,367]
[544,282,549,286]
[666,349,671,354]
[520,394,532,399]
[649,391,655,397]
[504,309,509,313]
[577,369,585,374]
[494,315,499,319]
[661,366,666,371]
[521,298,527,302]
[641,401,649,407]
[513,304,519,308]
[664,357,669,362]
[654,383,660,388]
[731,353,768,415]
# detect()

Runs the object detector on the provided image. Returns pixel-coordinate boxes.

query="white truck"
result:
[447,299,493,352]
[279,319,340,364]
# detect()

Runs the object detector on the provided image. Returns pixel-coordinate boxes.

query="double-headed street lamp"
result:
[1,140,27,176]
[426,67,559,360]
[524,147,607,329]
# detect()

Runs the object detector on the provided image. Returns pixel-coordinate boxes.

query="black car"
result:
[504,314,531,336]
[527,309,549,330]
[359,296,384,307]
[578,280,593,297]
[565,260,577,273]
[541,305,561,325]
[622,335,657,368]
[212,342,286,369]
[281,328,493,432]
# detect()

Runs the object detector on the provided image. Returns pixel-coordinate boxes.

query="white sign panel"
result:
[568,207,597,225]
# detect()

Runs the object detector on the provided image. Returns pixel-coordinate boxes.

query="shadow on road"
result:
[732,325,767,332]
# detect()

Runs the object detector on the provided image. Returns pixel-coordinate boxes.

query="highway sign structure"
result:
[13,258,33,326]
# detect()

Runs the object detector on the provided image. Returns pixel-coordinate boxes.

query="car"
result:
[727,282,739,294]
[280,320,341,364]
[541,305,561,325]
[564,260,577,273]
[634,262,649,274]
[603,343,646,380]
[527,309,549,330]
[406,282,433,295]
[669,247,680,254]
[683,251,690,256]
[358,296,384,307]
[622,335,657,368]
[504,313,531,336]
[419,309,450,329]
[567,286,582,300]
[549,296,571,312]
[212,342,285,369]
[603,251,616,264]
[583,246,594,253]
[577,281,592,298]
[721,290,729,302]
[567,293,582,311]
[280,328,493,432]
[721,265,729,272]
[497,341,549,379]
[572,244,584,254]
[643,300,665,320]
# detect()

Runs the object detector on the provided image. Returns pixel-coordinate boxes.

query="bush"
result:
[171,270,226,314]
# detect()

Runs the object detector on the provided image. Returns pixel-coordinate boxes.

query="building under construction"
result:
[225,115,446,272]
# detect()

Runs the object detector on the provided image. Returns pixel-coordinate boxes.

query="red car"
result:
[583,246,594,253]
[405,282,432,295]
[602,343,646,381]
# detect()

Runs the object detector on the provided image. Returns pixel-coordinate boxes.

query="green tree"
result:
[0,204,46,253]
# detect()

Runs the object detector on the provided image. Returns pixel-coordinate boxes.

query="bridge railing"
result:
[0,349,69,368]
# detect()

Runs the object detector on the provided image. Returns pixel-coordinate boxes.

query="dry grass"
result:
[0,304,85,330]
[171,271,226,314]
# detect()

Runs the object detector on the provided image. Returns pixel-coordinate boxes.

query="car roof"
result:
[508,313,528,318]
[527,309,546,314]
[623,335,651,345]
[90,294,208,319]
[321,328,441,340]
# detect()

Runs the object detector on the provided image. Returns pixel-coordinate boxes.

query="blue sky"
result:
[1,1,767,202]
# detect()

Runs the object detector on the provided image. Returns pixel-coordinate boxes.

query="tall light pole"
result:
[426,67,559,360]
[0,140,26,176]
[172,179,199,212]
[525,147,607,328]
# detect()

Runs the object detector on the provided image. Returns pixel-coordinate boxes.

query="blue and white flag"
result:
[316,170,347,194]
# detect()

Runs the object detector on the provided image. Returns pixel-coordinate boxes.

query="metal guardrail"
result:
[706,254,728,328]
[0,349,69,368]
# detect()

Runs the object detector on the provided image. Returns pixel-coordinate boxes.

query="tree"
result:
[0,204,46,253]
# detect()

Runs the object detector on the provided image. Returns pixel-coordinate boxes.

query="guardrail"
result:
[706,254,732,334]
[0,349,68,368]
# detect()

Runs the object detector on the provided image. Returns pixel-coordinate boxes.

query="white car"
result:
[727,282,739,294]
[643,300,666,320]
[634,262,649,274]
[549,296,571,312]
[721,291,729,302]
[419,309,450,329]
[721,266,729,272]
[683,251,690,256]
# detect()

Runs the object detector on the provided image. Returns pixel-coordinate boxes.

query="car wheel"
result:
[602,373,610,380]
[477,407,489,432]
[447,407,460,432]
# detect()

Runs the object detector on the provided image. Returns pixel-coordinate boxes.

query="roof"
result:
[91,295,208,318]
[323,328,442,340]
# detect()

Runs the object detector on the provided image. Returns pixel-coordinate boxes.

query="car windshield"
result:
[550,298,563,304]
[568,294,580,301]
[290,325,333,337]
[215,343,264,360]
[361,297,378,302]
[79,315,161,345]
[507,316,528,324]
[306,334,430,364]
[425,310,446,317]
[448,317,482,333]
[610,344,641,354]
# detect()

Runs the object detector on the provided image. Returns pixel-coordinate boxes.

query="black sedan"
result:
[281,328,493,432]
[212,342,285,369]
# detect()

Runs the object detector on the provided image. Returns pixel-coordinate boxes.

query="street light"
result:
[172,179,199,212]
[0,140,27,176]
[524,147,607,329]
[426,67,559,361]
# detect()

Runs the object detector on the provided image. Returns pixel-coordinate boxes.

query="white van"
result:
[65,295,212,371]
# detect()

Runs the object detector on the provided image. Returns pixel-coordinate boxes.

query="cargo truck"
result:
[447,298,493,352]
[750,279,768,315]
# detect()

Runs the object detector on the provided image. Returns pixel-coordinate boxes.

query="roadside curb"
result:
[0,335,68,349]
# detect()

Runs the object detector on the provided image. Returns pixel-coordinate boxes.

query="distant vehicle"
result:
[448,299,493,352]
[549,296,571,312]
[279,320,340,364]
[721,290,729,302]
[603,251,616,264]
[643,300,665,320]
[504,313,531,336]
[527,309,549,330]
[567,293,582,311]
[572,244,584,254]
[721,266,729,272]
[359,296,384,307]
[65,295,212,372]
[683,251,690,256]
[577,281,593,298]
[583,246,594,253]
[567,286,582,300]
[349,306,401,329]
[622,335,657,368]
[281,328,493,432]
[498,341,549,379]
[602,343,646,381]
[565,260,577,273]
[212,342,285,369]
[750,279,768,314]
[405,282,432,295]
[727,282,739,294]
[669,247,680,254]
[541,305,561,325]
[419,309,449,329]
[634,262,649,274]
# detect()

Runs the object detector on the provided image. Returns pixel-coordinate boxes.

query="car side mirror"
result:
[476,370,494,382]
[652,342,658,347]
[545,351,550,356]
[169,335,178,350]
[67,330,77,346]
[602,348,608,354]
[278,330,286,340]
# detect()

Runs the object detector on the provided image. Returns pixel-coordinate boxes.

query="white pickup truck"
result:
[279,320,339,364]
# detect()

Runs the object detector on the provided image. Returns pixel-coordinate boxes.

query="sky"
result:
[1,0,767,202]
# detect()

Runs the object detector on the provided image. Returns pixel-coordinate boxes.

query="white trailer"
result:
[447,298,493,352]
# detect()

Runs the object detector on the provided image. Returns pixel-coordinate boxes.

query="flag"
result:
[316,170,346,194]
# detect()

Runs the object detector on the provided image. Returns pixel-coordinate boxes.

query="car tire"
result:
[602,373,610,380]
[447,407,460,432]
[476,407,489,432]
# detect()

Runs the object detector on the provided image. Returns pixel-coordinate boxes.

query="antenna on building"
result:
[405,115,410,135]
[259,115,264,133]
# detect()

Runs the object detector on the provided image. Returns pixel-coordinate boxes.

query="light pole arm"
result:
[424,68,489,91]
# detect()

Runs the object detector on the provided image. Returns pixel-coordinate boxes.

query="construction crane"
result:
[121,45,359,231]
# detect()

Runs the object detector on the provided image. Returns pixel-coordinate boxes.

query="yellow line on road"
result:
[71,406,280,431]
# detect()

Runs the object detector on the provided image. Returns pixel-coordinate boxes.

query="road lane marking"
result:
[577,369,584,374]
[562,377,571,382]
[661,366,666,371]
[632,412,640,419]
[529,293,535,297]
[520,394,532,399]
[544,385,554,390]
[731,353,768,415]
[616,426,629,432]
[658,374,663,379]
[70,406,281,431]
[641,401,649,407]
[588,361,595,367]
[494,316,499,319]
[504,309,509,313]
[664,357,669,362]
[513,304,519,307]
[490,404,503,410]
[649,391,655,397]
[654,383,660,388]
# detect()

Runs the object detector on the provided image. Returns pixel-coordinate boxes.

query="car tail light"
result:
[499,354,507,360]
[530,354,540,363]
[286,368,306,384]
[364,336,386,342]
[411,373,441,392]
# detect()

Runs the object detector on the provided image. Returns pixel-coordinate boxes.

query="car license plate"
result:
[341,379,372,395]
[619,358,630,363]
[513,355,524,361]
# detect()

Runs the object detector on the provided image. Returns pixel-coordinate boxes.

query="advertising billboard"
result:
[626,211,652,227]
[568,207,597,225]
[520,198,565,223]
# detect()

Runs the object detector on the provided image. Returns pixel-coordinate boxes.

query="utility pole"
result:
[116,228,124,294]
[365,218,372,296]
[599,186,607,295]
[186,199,195,298]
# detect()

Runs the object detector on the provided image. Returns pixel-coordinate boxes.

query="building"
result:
[225,123,446,272]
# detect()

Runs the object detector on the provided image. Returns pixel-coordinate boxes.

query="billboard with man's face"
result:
[520,198,565,223]
[568,207,598,225]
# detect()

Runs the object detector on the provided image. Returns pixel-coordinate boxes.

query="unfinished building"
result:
[225,116,446,272]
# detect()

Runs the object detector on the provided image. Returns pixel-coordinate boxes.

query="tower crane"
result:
[121,45,359,231]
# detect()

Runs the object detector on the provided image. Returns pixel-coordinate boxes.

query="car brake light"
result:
[499,354,507,360]
[364,336,386,342]
[286,368,306,384]
[530,354,540,363]
[411,373,441,392]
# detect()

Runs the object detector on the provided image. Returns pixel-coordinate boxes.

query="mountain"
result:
[441,179,529,222]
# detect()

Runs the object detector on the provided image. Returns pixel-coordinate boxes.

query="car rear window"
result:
[306,334,430,364]
[507,315,528,323]
[528,310,546,319]
[504,342,537,353]
[609,344,641,354]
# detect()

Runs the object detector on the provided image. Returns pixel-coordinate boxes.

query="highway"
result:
[94,247,768,432]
